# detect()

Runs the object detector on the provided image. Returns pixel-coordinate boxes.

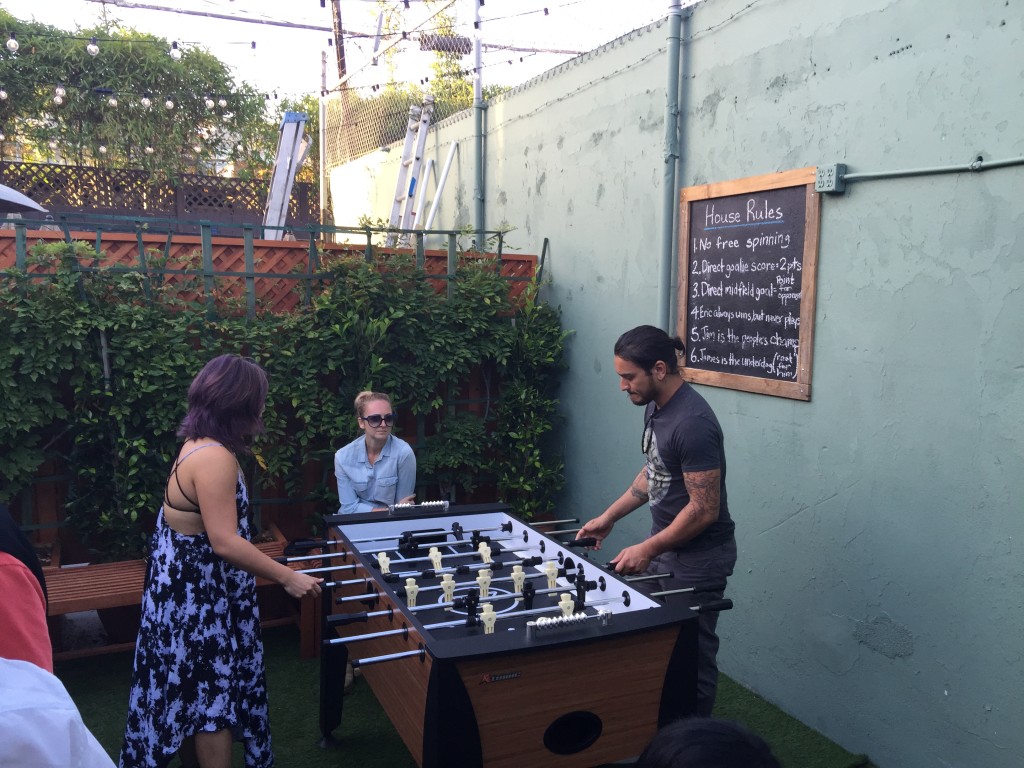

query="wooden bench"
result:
[44,539,320,660]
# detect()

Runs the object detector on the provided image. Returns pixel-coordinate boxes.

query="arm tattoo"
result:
[630,484,649,501]
[630,469,649,501]
[683,470,721,519]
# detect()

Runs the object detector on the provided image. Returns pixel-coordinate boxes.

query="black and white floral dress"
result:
[119,469,272,768]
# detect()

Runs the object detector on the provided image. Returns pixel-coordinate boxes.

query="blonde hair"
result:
[354,391,392,417]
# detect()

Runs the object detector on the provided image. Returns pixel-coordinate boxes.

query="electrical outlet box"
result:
[815,163,847,194]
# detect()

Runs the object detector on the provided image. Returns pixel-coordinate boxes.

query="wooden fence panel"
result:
[0,231,538,314]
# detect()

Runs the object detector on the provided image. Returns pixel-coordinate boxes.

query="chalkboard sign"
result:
[677,167,821,400]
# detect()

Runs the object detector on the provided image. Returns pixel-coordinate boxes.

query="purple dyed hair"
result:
[177,354,268,456]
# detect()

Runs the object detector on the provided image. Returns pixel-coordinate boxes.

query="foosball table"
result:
[292,502,730,768]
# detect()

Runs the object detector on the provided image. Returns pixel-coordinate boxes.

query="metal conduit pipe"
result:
[659,1,684,333]
[841,155,1024,183]
[473,0,486,249]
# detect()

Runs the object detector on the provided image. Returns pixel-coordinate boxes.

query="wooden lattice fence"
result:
[0,161,318,235]
[0,229,538,314]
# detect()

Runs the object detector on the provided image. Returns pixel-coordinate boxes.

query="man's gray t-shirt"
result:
[642,382,734,551]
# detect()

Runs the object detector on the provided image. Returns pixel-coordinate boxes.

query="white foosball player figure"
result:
[511,565,526,597]
[544,560,559,590]
[428,546,443,571]
[478,541,492,564]
[558,593,575,618]
[405,577,419,607]
[476,568,492,598]
[440,573,456,608]
[377,552,391,574]
[480,603,496,634]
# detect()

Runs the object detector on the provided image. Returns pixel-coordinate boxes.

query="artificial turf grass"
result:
[712,676,874,768]
[57,624,871,768]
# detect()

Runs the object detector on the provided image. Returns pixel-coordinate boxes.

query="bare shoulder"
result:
[180,441,238,480]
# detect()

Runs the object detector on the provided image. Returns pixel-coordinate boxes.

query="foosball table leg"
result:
[318,588,348,748]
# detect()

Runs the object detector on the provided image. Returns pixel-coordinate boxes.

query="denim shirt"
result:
[334,434,416,514]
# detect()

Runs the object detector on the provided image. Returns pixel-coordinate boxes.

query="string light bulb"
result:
[53,84,66,106]
[204,95,215,110]
[217,97,227,108]
[0,132,5,142]
[87,37,99,56]
[0,89,7,101]
[108,94,118,107]
[169,41,182,61]
[144,145,154,154]
[141,92,152,108]
[6,33,18,53]
[164,98,175,110]
[98,145,107,154]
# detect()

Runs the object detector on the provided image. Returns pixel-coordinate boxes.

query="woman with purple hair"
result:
[120,355,322,768]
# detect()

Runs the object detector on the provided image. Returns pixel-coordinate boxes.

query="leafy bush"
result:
[0,241,568,561]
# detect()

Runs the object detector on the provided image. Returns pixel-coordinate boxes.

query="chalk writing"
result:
[683,185,807,381]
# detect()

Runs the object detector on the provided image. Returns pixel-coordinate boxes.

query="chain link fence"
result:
[322,1,671,174]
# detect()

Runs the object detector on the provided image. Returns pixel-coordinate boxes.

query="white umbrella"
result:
[0,183,48,214]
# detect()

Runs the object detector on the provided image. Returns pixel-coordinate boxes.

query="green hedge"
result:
[0,241,568,561]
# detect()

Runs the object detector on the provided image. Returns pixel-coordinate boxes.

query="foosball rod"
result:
[322,577,376,589]
[291,562,360,576]
[283,537,344,552]
[347,520,514,545]
[384,548,544,576]
[649,582,727,598]
[408,579,608,613]
[328,600,577,642]
[351,647,425,667]
[386,548,587,581]
[325,607,395,626]
[377,531,593,571]
[324,625,415,645]
[409,570,544,596]
[421,592,630,631]
[407,562,591,598]
[529,518,578,526]
[378,548,493,567]
[276,550,352,564]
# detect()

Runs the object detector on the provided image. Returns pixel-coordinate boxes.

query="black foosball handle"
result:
[566,537,598,548]
[285,538,335,555]
[694,598,733,613]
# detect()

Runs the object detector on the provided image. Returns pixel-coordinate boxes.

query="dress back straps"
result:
[163,442,225,512]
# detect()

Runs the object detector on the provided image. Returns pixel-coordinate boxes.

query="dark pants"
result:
[650,537,737,717]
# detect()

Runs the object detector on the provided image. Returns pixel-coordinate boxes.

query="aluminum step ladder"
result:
[386,95,435,247]
[263,111,311,240]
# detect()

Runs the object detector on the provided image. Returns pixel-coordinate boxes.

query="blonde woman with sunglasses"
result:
[333,391,416,514]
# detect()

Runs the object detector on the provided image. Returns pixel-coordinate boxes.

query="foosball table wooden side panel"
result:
[444,624,686,768]
[332,560,434,766]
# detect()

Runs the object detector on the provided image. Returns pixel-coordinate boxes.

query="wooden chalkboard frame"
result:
[677,167,821,401]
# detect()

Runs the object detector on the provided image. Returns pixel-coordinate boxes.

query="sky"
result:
[0,0,672,99]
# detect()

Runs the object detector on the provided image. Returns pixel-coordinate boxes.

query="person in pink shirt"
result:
[0,502,53,672]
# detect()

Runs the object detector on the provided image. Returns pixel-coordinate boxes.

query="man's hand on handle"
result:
[576,514,615,550]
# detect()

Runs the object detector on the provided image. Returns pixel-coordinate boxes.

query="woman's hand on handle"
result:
[282,571,323,599]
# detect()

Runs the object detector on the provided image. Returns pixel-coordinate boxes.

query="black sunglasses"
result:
[362,413,395,427]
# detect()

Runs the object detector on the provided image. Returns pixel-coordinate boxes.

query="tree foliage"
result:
[0,10,279,178]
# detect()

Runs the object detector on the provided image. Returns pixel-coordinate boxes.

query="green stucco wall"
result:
[329,1,1023,765]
